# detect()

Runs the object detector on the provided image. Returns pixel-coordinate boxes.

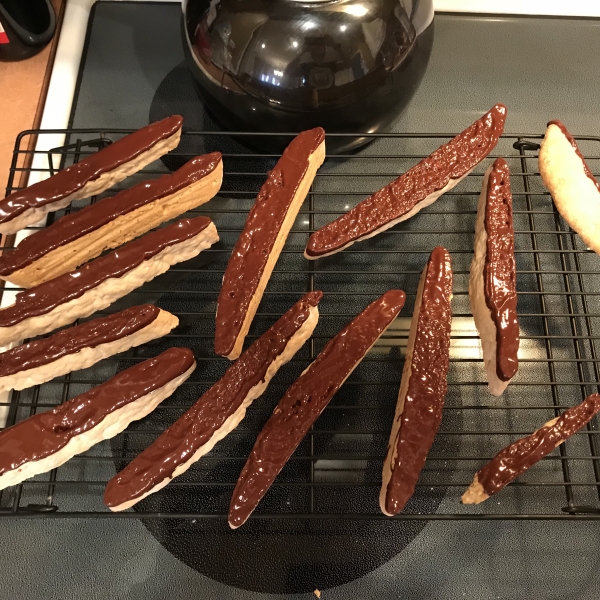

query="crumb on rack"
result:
[314,590,321,598]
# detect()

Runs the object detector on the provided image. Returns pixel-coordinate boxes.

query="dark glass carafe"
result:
[182,0,434,153]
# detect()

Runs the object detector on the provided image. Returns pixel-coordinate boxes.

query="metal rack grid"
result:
[1,127,600,521]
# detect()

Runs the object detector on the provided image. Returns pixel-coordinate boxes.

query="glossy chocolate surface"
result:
[548,120,600,192]
[0,305,160,377]
[0,116,183,225]
[0,153,221,276]
[104,291,322,508]
[0,348,195,477]
[384,247,452,515]
[228,289,406,528]
[0,216,212,328]
[483,158,519,381]
[215,128,324,357]
[305,104,507,257]
[477,394,600,497]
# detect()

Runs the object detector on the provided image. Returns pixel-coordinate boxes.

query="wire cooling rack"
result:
[1,127,600,521]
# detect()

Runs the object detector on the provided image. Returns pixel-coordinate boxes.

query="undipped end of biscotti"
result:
[461,476,489,505]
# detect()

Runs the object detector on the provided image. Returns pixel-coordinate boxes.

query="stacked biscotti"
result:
[0,117,223,488]
[0,116,222,383]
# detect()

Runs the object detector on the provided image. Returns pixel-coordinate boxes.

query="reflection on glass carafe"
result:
[182,0,435,153]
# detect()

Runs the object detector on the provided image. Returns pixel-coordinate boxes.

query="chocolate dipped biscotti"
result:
[215,128,325,360]
[0,152,223,288]
[470,158,519,396]
[0,347,195,492]
[0,304,178,393]
[305,104,507,259]
[0,116,183,235]
[0,216,218,346]
[380,247,453,516]
[462,394,600,504]
[104,291,322,511]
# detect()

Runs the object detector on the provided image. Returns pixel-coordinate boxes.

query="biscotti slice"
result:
[228,289,406,529]
[104,291,322,511]
[469,158,519,396]
[462,394,600,504]
[215,128,325,360]
[0,116,183,235]
[380,247,452,516]
[305,104,507,259]
[0,216,218,346]
[0,305,178,393]
[539,120,600,255]
[0,152,223,287]
[0,347,196,492]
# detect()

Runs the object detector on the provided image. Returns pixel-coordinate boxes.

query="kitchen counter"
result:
[0,0,63,192]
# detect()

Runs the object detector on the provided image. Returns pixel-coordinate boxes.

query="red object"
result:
[0,31,9,45]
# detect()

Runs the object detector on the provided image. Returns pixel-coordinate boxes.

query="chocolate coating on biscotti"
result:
[0,116,183,226]
[483,158,519,381]
[0,217,211,328]
[384,247,452,515]
[306,104,507,258]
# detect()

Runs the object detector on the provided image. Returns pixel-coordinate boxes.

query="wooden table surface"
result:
[0,0,64,193]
